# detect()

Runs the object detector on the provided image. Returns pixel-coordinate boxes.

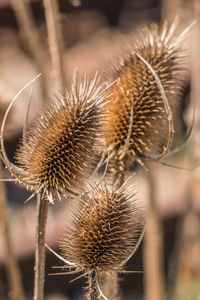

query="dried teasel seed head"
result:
[59,179,145,274]
[14,72,109,199]
[104,19,191,169]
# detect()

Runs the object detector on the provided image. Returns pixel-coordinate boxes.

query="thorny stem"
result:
[88,270,99,300]
[101,160,124,300]
[44,0,66,90]
[12,0,49,104]
[0,161,25,300]
[143,165,165,300]
[33,192,49,300]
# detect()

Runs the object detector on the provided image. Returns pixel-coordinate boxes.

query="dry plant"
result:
[101,18,194,300]
[0,7,195,299]
[0,72,110,300]
[104,18,192,176]
[47,178,146,300]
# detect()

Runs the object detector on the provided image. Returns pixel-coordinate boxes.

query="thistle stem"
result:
[0,162,25,300]
[101,160,124,300]
[33,192,49,300]
[88,270,99,300]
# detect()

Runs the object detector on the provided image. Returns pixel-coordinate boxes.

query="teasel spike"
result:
[134,51,174,161]
[170,19,196,48]
[104,19,194,173]
[1,71,111,201]
[57,177,145,299]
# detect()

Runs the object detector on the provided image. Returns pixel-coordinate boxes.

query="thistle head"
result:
[59,179,145,273]
[1,72,109,201]
[104,19,191,170]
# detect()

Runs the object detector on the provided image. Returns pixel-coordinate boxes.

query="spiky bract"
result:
[15,73,108,199]
[59,180,145,273]
[104,20,188,167]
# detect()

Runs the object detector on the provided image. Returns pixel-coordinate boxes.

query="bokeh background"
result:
[0,0,199,299]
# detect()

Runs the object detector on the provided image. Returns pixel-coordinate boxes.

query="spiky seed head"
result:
[15,73,109,198]
[104,20,189,165]
[59,180,145,273]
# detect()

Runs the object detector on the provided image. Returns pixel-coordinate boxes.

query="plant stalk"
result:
[0,161,25,300]
[88,270,99,300]
[43,0,66,90]
[33,192,49,300]
[143,166,165,300]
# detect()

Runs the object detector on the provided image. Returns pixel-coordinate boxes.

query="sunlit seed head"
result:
[15,73,109,197]
[59,180,145,272]
[104,20,189,164]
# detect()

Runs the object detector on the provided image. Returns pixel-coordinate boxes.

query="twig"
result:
[43,0,66,90]
[33,192,49,300]
[143,166,165,300]
[11,0,49,103]
[0,161,25,300]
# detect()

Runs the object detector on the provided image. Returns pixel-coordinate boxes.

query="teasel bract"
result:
[0,71,110,203]
[55,179,146,300]
[103,18,193,176]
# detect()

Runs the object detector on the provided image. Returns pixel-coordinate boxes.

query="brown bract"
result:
[104,20,188,169]
[59,180,145,273]
[12,73,109,201]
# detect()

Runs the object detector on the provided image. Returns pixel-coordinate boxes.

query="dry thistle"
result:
[51,179,146,300]
[0,72,110,300]
[1,72,109,202]
[103,19,193,174]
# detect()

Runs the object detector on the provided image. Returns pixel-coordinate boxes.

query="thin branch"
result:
[12,0,49,103]
[43,0,66,90]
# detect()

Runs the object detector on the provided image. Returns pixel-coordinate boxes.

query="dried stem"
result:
[12,0,49,103]
[143,166,165,300]
[33,192,49,300]
[88,270,99,300]
[0,161,25,300]
[43,0,66,90]
[101,165,124,300]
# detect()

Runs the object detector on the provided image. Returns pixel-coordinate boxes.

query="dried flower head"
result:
[57,179,145,299]
[1,72,109,202]
[104,19,193,172]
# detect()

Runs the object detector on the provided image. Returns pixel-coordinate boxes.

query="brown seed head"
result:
[59,180,145,273]
[15,73,109,198]
[104,20,189,167]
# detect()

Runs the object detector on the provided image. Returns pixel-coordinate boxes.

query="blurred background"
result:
[0,0,199,299]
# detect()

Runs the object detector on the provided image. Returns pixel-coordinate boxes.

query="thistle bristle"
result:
[15,73,109,197]
[104,20,189,165]
[59,180,145,273]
